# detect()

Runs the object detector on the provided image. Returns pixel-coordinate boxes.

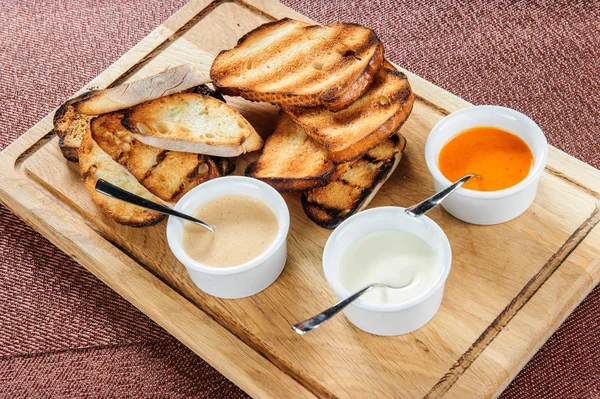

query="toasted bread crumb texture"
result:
[285,67,414,158]
[211,18,383,107]
[74,64,209,115]
[79,128,165,227]
[121,92,262,153]
[54,102,93,162]
[302,134,404,229]
[91,113,218,202]
[247,113,335,182]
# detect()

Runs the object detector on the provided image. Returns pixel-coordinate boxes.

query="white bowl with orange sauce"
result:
[425,106,548,225]
[166,176,290,299]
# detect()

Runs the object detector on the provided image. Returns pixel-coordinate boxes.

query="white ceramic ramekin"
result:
[322,207,452,336]
[425,106,548,225]
[166,176,290,299]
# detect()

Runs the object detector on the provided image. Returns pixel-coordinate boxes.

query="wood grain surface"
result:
[1,0,599,398]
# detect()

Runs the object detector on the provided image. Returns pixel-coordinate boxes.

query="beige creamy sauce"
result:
[183,195,278,267]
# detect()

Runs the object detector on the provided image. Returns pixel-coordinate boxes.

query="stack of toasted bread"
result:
[211,18,414,228]
[54,64,262,226]
[56,18,413,229]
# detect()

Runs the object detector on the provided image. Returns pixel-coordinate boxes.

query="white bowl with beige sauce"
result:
[167,176,290,299]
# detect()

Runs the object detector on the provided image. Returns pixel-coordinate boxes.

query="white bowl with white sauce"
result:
[323,207,452,336]
[167,176,290,299]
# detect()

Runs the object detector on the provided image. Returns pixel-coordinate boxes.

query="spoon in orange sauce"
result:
[438,126,534,192]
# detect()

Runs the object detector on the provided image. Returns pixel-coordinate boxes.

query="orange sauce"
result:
[438,126,533,191]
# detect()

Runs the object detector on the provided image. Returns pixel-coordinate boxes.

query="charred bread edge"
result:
[284,72,414,163]
[58,135,82,163]
[301,134,406,229]
[324,42,384,111]
[211,156,237,176]
[245,161,342,192]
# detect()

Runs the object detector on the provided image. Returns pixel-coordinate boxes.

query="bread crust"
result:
[302,134,406,229]
[120,92,262,156]
[324,42,384,111]
[72,64,209,115]
[245,113,344,191]
[211,18,384,111]
[245,164,345,192]
[285,66,415,163]
[79,127,165,227]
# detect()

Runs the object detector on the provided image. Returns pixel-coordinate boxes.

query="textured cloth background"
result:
[1,0,599,398]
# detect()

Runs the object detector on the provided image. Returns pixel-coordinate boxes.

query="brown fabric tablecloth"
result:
[1,1,598,397]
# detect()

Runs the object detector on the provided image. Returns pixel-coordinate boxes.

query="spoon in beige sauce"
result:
[94,179,215,233]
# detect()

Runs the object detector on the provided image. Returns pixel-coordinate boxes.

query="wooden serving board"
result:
[1,1,600,397]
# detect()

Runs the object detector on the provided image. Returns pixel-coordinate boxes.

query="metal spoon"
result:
[405,174,477,217]
[94,179,215,233]
[292,281,413,335]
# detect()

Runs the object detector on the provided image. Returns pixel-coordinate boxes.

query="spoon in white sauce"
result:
[292,282,414,335]
[291,174,477,335]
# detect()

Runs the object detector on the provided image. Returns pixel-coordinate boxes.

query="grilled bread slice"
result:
[73,64,209,115]
[90,112,220,202]
[121,92,262,157]
[54,65,209,162]
[246,113,345,191]
[79,128,165,227]
[284,65,414,163]
[211,18,384,111]
[54,99,94,162]
[302,134,406,229]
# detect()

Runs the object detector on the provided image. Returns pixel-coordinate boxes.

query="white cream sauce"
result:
[339,230,441,305]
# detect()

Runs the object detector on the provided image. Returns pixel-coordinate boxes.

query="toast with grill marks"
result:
[90,112,220,202]
[210,18,384,111]
[79,128,165,227]
[121,92,262,157]
[246,113,346,191]
[73,64,209,115]
[284,65,414,163]
[302,134,406,229]
[54,65,210,162]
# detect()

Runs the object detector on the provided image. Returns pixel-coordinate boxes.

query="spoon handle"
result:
[94,179,215,233]
[292,284,376,335]
[405,174,476,218]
